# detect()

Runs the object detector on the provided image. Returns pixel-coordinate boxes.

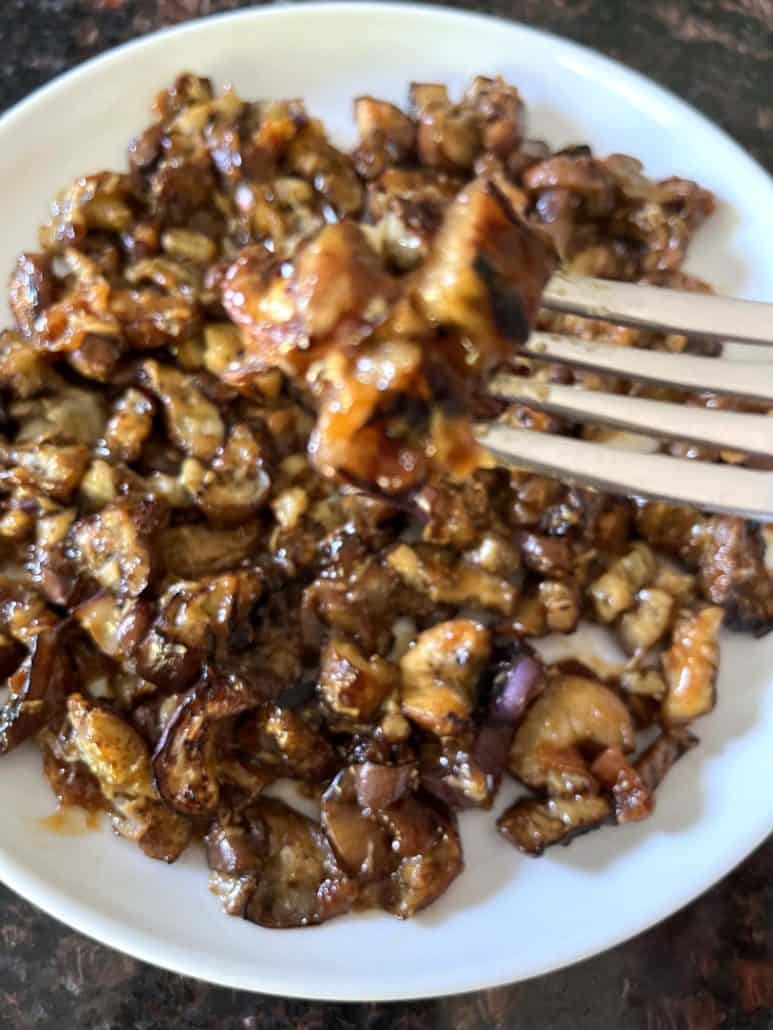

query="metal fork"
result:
[478,272,773,520]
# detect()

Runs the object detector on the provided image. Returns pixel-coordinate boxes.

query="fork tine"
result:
[489,374,773,457]
[524,332,773,404]
[478,422,773,520]
[543,272,773,347]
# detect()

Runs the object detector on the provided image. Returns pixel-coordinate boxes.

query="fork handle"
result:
[543,272,773,347]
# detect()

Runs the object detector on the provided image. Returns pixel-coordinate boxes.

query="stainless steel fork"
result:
[479,272,773,520]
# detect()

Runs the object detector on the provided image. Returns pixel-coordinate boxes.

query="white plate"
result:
[0,2,771,1003]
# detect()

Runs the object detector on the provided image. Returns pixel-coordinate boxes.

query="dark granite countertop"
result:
[0,2,771,1028]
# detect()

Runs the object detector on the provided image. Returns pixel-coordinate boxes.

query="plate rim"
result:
[0,1,770,1001]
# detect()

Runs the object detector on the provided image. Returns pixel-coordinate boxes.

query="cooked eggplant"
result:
[376,796,463,918]
[243,798,358,928]
[508,674,635,793]
[400,620,490,735]
[152,673,270,815]
[0,630,71,754]
[498,795,610,855]
[590,746,654,823]
[661,606,723,724]
[317,639,396,722]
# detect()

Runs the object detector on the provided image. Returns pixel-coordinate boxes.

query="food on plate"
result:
[0,73,770,929]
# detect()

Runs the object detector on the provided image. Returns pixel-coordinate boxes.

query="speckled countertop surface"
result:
[0,2,771,1028]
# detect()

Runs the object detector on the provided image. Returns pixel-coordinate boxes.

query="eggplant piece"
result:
[71,502,156,597]
[75,593,152,659]
[134,626,203,692]
[42,743,104,811]
[420,726,509,809]
[244,798,358,928]
[321,768,394,881]
[589,543,657,623]
[636,728,698,792]
[352,761,417,812]
[698,516,773,634]
[4,443,91,502]
[508,674,635,793]
[413,177,557,355]
[158,523,259,579]
[317,639,396,722]
[102,388,155,463]
[489,651,544,725]
[141,359,225,461]
[205,811,267,916]
[66,694,155,799]
[498,795,611,856]
[519,533,573,577]
[661,606,722,724]
[206,815,267,876]
[376,796,463,918]
[400,619,491,736]
[619,588,674,657]
[236,704,337,782]
[157,571,263,651]
[111,795,192,862]
[0,580,59,646]
[0,629,71,755]
[387,543,516,615]
[197,423,272,526]
[590,746,654,824]
[152,673,269,816]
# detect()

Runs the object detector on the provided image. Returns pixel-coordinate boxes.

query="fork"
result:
[478,272,773,520]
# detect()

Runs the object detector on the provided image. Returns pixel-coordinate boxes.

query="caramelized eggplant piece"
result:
[102,388,155,463]
[498,795,610,856]
[413,177,557,354]
[590,746,654,824]
[197,423,271,526]
[75,594,151,659]
[134,626,203,692]
[589,543,657,623]
[244,798,358,928]
[661,606,722,724]
[420,726,509,809]
[206,816,266,876]
[141,359,225,461]
[508,674,635,793]
[2,442,91,502]
[0,630,71,754]
[400,620,490,735]
[111,794,192,862]
[158,523,259,579]
[71,501,160,596]
[352,761,417,811]
[618,587,674,656]
[318,639,396,722]
[698,516,773,634]
[152,672,270,815]
[387,543,515,614]
[0,580,59,645]
[236,704,337,782]
[376,796,463,918]
[66,694,155,799]
[9,252,55,337]
[321,768,394,880]
[42,743,104,811]
[635,728,698,791]
[157,571,263,650]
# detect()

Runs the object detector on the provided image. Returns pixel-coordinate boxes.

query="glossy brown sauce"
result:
[38,805,103,836]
